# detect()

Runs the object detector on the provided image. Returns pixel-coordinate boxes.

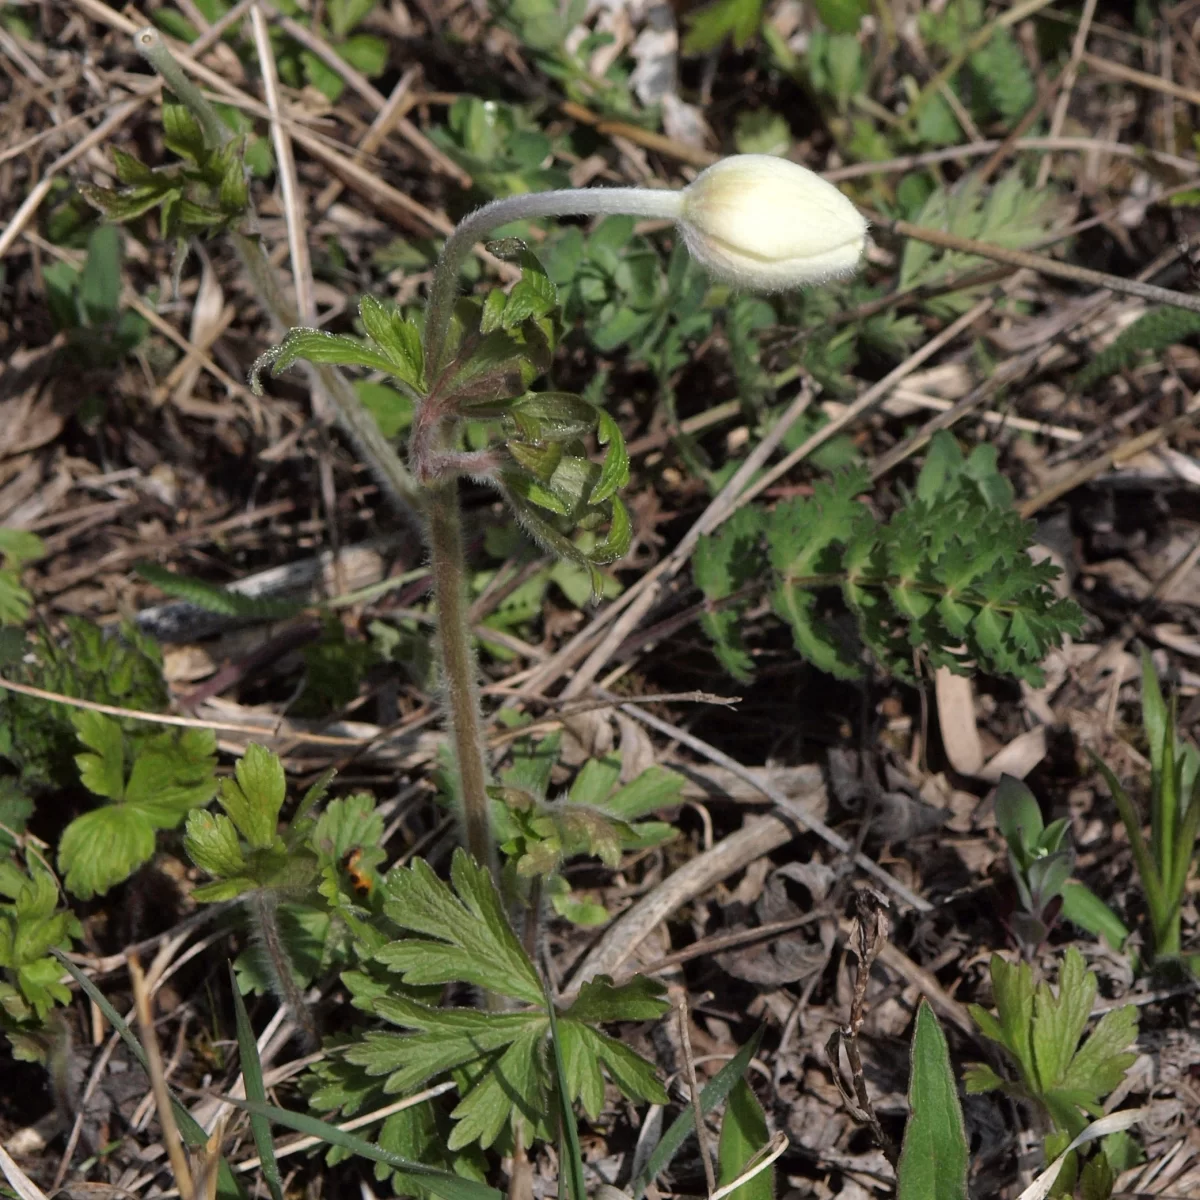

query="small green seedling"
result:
[994,774,1132,958]
[491,731,683,924]
[965,948,1139,1196]
[994,774,1074,953]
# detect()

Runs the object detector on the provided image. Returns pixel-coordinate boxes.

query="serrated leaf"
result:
[162,95,207,162]
[896,1000,968,1200]
[378,849,542,1005]
[561,975,669,1024]
[1032,947,1095,1093]
[58,805,156,900]
[184,810,247,879]
[358,295,424,390]
[136,562,306,621]
[219,743,286,849]
[1059,1004,1138,1098]
[592,410,629,504]
[72,709,125,801]
[250,329,400,393]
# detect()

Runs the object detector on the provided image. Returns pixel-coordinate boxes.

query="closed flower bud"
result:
[676,154,868,293]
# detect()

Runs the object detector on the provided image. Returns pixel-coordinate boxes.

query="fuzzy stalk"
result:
[134,28,421,518]
[247,889,319,1050]
[423,186,683,376]
[425,477,493,872]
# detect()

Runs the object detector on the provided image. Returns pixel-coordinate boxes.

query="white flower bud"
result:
[675,154,868,293]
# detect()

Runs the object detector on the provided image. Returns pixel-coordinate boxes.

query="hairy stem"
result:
[423,186,683,376]
[135,28,420,518]
[426,478,493,871]
[247,889,319,1050]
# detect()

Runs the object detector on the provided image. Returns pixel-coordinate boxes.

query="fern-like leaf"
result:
[1075,306,1200,391]
[969,28,1035,125]
[136,562,307,621]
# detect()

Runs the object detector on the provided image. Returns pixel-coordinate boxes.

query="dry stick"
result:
[823,134,1200,182]
[248,3,315,327]
[567,816,797,989]
[1080,47,1200,107]
[1036,0,1100,188]
[607,696,931,912]
[265,6,469,187]
[1018,394,1200,519]
[129,959,196,1200]
[0,675,371,744]
[826,895,895,1165]
[886,217,1200,315]
[314,65,421,213]
[676,991,717,1198]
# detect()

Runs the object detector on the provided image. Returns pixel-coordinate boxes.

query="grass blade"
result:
[629,1025,764,1200]
[227,964,285,1200]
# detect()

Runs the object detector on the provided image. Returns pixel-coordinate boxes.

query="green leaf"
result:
[592,410,629,504]
[0,529,45,571]
[546,981,587,1200]
[219,743,286,849]
[136,563,305,621]
[377,849,543,1005]
[994,774,1043,862]
[250,329,401,393]
[72,710,126,801]
[1075,306,1200,391]
[1032,947,1095,1093]
[561,975,669,1024]
[355,381,414,438]
[184,810,247,879]
[358,295,424,390]
[896,1001,968,1200]
[58,805,156,900]
[717,1079,773,1200]
[682,0,762,51]
[1059,1005,1138,1099]
[813,0,867,33]
[162,94,208,162]
[337,34,388,77]
[225,1097,501,1200]
[1059,882,1129,952]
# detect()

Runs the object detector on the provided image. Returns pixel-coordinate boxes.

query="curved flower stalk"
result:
[252,156,867,877]
[423,154,869,373]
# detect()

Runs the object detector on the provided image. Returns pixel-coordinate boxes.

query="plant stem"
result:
[248,889,319,1050]
[423,186,683,376]
[426,478,493,871]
